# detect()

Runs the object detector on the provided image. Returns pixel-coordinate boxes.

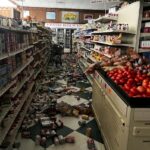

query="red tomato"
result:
[142,74,148,78]
[118,70,123,74]
[111,76,115,80]
[127,79,134,85]
[116,77,121,81]
[108,73,113,77]
[137,76,144,81]
[130,87,138,95]
[114,80,119,84]
[127,75,132,79]
[143,79,149,83]
[128,92,134,97]
[142,82,149,88]
[135,77,139,82]
[124,84,131,91]
[119,79,125,84]
[137,86,146,93]
[146,88,150,94]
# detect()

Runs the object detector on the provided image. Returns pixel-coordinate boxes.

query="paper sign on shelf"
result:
[45,23,82,29]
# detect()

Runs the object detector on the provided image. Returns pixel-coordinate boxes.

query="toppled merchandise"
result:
[87,138,97,150]
[20,54,94,148]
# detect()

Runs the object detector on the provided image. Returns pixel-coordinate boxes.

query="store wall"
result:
[22,7,104,24]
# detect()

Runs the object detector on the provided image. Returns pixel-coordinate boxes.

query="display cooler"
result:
[54,28,75,53]
[92,69,150,150]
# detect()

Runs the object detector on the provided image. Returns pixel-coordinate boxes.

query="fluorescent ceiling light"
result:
[56,0,65,3]
[0,0,17,7]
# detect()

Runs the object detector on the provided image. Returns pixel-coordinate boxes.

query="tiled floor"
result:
[18,132,105,150]
[16,57,105,150]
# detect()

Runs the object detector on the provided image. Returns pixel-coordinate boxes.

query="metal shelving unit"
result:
[11,57,34,79]
[91,40,134,47]
[11,71,34,98]
[91,48,112,58]
[5,92,35,150]
[95,16,117,23]
[0,82,35,145]
[81,46,91,52]
[76,2,150,150]
[92,30,135,35]
[137,1,150,53]
[0,23,52,148]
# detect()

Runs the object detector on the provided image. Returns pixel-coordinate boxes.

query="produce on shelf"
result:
[107,58,150,98]
[90,48,141,69]
[93,35,99,41]
[91,51,103,61]
[93,33,122,44]
[97,22,129,32]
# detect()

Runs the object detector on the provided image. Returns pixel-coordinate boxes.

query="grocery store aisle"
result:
[17,54,105,150]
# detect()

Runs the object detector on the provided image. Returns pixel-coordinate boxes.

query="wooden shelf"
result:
[91,40,134,47]
[91,48,112,58]
[0,25,38,33]
[83,35,92,37]
[79,62,85,70]
[82,28,97,31]
[79,60,93,85]
[0,45,33,61]
[87,56,97,63]
[41,46,47,52]
[0,53,9,61]
[33,61,40,68]
[0,105,12,123]
[84,41,93,44]
[140,33,150,37]
[142,18,150,21]
[95,16,117,23]
[0,80,16,97]
[91,48,100,53]
[11,57,34,79]
[33,46,47,56]
[81,46,91,52]
[80,59,89,68]
[12,71,34,98]
[92,30,135,35]
[9,45,34,57]
[143,2,150,7]
[0,23,51,147]
[139,48,150,53]
[34,69,42,79]
[32,40,41,45]
[0,82,35,145]
[5,92,35,150]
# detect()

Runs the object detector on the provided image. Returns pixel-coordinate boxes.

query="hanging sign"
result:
[45,23,82,29]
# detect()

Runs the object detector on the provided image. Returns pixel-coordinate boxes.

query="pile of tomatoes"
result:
[107,67,150,97]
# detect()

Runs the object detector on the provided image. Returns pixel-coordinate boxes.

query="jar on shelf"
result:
[0,16,2,26]
[144,11,150,18]
[143,27,149,33]
[2,17,8,26]
[8,18,12,27]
